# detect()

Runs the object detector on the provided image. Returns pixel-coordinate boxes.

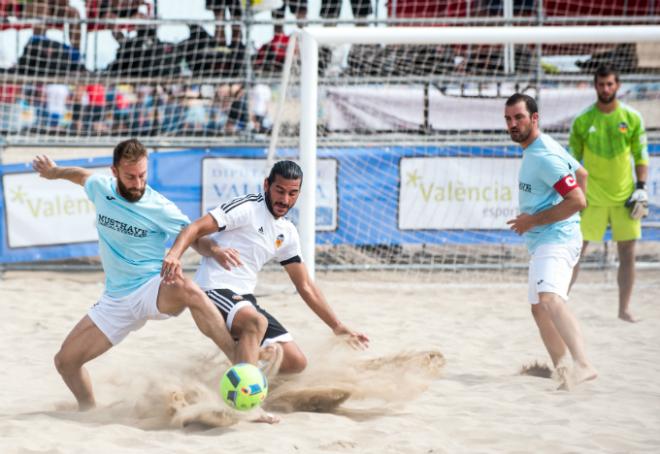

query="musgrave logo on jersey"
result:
[3,170,105,248]
[399,157,520,230]
[275,233,284,248]
[618,122,629,133]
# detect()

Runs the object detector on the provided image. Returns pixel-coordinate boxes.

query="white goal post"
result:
[297,25,660,279]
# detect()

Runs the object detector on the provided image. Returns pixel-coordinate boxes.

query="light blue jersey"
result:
[518,134,582,252]
[85,173,190,297]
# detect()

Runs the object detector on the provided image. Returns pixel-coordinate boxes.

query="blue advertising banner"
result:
[1,145,659,263]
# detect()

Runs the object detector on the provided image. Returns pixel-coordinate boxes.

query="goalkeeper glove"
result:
[625,182,649,220]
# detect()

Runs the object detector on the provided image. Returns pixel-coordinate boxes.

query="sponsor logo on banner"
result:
[3,168,109,248]
[201,158,338,230]
[399,157,520,230]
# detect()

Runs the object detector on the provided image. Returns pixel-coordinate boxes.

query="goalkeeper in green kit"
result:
[569,65,649,323]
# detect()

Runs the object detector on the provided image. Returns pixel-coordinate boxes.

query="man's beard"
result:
[265,191,290,218]
[509,127,531,144]
[117,178,145,202]
[598,92,616,105]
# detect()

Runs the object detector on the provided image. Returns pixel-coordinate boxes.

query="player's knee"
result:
[177,278,206,307]
[53,351,64,374]
[281,351,307,374]
[240,312,268,338]
[531,302,544,317]
[538,292,562,312]
[54,349,77,375]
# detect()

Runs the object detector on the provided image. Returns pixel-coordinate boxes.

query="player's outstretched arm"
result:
[162,214,220,281]
[32,155,92,186]
[284,262,369,349]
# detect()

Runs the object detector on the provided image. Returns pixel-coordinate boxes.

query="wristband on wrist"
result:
[636,181,646,190]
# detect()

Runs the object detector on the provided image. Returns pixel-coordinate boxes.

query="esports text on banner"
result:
[399,157,520,230]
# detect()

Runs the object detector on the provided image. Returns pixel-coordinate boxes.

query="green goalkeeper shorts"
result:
[580,204,641,242]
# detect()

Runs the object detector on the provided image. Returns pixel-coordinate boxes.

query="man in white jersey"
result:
[32,139,235,410]
[504,94,597,389]
[162,160,369,374]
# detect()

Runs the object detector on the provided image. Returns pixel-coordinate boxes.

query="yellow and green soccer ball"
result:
[220,363,268,411]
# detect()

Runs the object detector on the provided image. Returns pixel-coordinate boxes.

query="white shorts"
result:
[528,241,581,305]
[88,274,169,345]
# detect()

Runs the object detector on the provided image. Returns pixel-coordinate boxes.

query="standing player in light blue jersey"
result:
[504,94,597,389]
[32,139,236,411]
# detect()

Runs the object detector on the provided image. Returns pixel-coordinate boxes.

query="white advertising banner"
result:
[325,85,658,132]
[326,86,596,131]
[399,157,520,230]
[202,158,338,231]
[3,169,108,248]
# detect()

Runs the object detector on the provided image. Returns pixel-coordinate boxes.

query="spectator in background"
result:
[213,83,247,134]
[320,0,372,25]
[254,29,294,74]
[45,83,69,132]
[71,85,87,135]
[23,0,81,50]
[226,84,248,134]
[85,83,106,134]
[97,0,152,41]
[182,86,208,135]
[250,83,272,134]
[206,0,242,46]
[0,83,20,133]
[128,86,153,135]
[111,85,132,134]
[272,1,306,35]
[207,87,229,134]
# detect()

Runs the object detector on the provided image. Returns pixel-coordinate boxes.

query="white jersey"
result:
[194,193,302,294]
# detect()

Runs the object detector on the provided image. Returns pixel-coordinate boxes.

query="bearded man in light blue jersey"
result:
[32,139,236,410]
[504,93,597,389]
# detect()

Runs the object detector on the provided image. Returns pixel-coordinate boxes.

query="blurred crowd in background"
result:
[1,1,658,137]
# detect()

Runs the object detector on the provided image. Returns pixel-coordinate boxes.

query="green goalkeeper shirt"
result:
[569,102,648,206]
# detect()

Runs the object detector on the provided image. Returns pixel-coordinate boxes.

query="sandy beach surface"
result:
[1,268,659,454]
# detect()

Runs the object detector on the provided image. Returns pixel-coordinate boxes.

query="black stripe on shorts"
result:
[205,288,288,345]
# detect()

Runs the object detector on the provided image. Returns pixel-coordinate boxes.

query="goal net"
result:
[0,2,659,280]
[268,25,660,278]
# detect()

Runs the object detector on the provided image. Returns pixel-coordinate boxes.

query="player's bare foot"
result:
[555,366,572,391]
[574,364,598,385]
[618,311,638,323]
[77,400,96,412]
[556,364,597,391]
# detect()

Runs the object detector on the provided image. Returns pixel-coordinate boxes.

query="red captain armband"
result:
[553,174,578,197]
